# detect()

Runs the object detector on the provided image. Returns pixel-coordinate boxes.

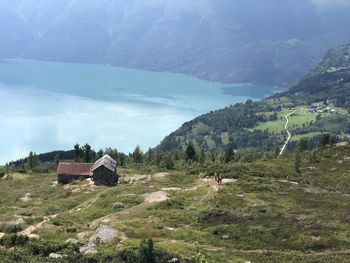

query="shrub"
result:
[0,234,29,247]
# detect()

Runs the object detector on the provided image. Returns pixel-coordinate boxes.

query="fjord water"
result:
[0,59,279,163]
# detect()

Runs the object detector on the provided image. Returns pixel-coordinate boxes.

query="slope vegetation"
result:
[1,146,350,262]
[159,44,350,152]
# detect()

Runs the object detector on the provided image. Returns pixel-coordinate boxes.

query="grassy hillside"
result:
[159,44,350,153]
[1,146,350,262]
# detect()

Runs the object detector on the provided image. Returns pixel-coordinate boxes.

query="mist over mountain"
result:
[1,0,350,85]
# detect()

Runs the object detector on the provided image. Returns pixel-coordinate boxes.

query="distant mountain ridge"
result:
[1,0,350,85]
[159,44,350,152]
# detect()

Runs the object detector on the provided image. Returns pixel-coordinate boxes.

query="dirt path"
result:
[20,214,57,237]
[279,109,298,157]
[201,178,237,201]
[70,188,108,213]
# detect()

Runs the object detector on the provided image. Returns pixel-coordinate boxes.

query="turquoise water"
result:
[0,59,280,164]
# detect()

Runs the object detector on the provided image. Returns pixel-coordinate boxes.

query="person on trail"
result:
[214,172,218,184]
[218,174,222,185]
[12,225,18,235]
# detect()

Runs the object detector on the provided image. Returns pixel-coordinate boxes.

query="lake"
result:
[0,59,280,164]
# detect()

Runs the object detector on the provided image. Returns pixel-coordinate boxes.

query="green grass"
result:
[1,147,350,261]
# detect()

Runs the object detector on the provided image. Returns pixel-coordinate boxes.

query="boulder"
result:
[89,225,119,244]
[113,202,125,210]
[49,253,63,259]
[79,242,97,254]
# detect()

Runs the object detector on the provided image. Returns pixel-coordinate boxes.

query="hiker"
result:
[11,225,18,235]
[214,172,218,184]
[218,174,222,185]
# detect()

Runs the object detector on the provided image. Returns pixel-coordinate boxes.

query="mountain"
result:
[1,0,350,85]
[159,44,350,152]
[285,44,350,109]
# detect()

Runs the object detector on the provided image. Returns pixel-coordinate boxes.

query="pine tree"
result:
[138,239,155,263]
[27,151,38,170]
[299,138,308,152]
[82,143,92,162]
[294,152,301,174]
[185,143,197,162]
[223,145,234,163]
[132,145,143,164]
[74,144,81,162]
[319,134,331,147]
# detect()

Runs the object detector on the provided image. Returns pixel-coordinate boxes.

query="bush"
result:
[0,234,29,247]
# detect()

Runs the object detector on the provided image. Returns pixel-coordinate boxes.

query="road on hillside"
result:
[279,109,298,157]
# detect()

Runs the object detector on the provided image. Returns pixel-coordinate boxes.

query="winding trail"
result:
[279,109,298,157]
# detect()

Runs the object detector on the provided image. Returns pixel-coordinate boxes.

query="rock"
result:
[161,187,181,191]
[28,234,41,240]
[222,235,229,239]
[168,258,180,263]
[72,188,81,193]
[65,238,79,244]
[49,253,63,259]
[1,174,8,180]
[112,202,125,210]
[89,225,119,244]
[153,172,170,178]
[0,233,5,239]
[20,193,31,202]
[14,217,25,224]
[79,242,97,254]
[144,191,168,203]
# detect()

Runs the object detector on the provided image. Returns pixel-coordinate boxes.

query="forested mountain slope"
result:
[1,0,350,85]
[159,44,350,152]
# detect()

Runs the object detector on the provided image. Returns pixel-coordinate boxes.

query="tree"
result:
[138,239,155,263]
[82,143,92,163]
[118,152,126,166]
[299,138,308,152]
[27,151,38,170]
[185,143,197,162]
[294,151,301,174]
[319,134,330,147]
[74,144,81,162]
[274,146,281,158]
[96,149,104,159]
[104,148,118,160]
[223,146,234,163]
[132,145,143,164]
[161,153,174,170]
[145,148,154,164]
[198,149,206,163]
[54,153,60,165]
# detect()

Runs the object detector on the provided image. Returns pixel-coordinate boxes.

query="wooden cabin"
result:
[57,155,117,185]
[57,163,93,184]
[91,155,117,186]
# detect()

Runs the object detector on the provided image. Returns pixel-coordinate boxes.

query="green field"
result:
[254,106,317,133]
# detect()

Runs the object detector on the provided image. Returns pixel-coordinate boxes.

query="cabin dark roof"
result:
[57,163,93,177]
[92,155,117,172]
